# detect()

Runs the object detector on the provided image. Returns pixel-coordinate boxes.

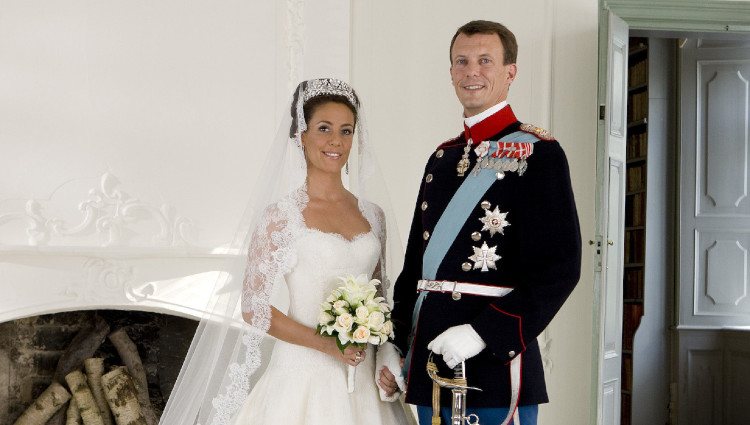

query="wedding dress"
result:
[231,187,409,424]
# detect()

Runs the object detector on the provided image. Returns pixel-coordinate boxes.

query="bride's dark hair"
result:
[289,81,359,138]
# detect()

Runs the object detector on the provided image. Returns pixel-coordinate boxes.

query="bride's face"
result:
[301,101,355,176]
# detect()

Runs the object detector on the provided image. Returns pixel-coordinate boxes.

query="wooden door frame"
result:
[593,2,750,424]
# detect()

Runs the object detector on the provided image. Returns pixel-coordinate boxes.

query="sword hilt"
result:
[426,353,482,392]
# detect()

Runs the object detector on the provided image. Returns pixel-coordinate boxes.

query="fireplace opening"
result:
[0,310,198,424]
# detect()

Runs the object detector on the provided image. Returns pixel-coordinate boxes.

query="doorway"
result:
[595,4,750,425]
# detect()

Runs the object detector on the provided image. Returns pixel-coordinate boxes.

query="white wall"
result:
[0,1,354,322]
[352,1,599,424]
[0,0,351,250]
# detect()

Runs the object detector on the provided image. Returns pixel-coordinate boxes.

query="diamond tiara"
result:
[303,78,358,108]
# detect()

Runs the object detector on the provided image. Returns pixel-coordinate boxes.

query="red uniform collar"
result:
[463,105,518,145]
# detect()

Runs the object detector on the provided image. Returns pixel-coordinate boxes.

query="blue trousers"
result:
[416,405,538,425]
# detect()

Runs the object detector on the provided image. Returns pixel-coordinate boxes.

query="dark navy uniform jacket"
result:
[391,105,582,408]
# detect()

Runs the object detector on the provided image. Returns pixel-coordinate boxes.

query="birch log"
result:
[12,381,71,425]
[66,398,82,425]
[54,316,110,384]
[102,367,147,425]
[84,358,113,425]
[65,370,104,425]
[108,329,157,425]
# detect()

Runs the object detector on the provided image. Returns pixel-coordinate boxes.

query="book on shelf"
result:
[626,164,646,192]
[627,91,649,123]
[627,59,648,88]
[626,132,648,158]
[624,268,645,299]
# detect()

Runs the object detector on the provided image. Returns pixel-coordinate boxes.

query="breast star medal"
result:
[469,241,501,272]
[479,206,510,237]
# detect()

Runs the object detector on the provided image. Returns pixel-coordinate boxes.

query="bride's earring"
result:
[345,161,349,175]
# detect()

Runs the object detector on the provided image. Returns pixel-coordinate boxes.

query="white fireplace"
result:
[1,172,241,324]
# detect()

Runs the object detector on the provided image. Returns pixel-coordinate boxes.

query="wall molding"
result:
[606,1,750,32]
[285,0,305,93]
[0,172,195,247]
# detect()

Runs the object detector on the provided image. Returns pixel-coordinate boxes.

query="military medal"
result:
[474,140,490,159]
[457,139,472,176]
[479,206,510,237]
[469,241,501,272]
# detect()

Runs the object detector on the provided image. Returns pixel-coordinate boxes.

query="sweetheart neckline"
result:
[303,227,375,243]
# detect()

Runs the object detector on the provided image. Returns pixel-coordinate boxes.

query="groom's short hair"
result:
[449,20,518,65]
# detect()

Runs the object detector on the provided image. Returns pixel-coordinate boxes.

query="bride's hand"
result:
[341,345,366,366]
[324,338,366,366]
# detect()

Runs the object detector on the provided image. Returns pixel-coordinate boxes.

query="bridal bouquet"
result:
[316,274,394,392]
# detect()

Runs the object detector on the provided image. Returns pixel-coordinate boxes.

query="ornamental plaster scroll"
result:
[0,172,194,247]
[62,258,155,304]
[285,0,305,93]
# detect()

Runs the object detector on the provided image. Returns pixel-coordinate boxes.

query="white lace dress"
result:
[233,190,409,424]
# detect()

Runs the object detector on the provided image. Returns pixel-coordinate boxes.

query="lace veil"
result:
[159,78,403,424]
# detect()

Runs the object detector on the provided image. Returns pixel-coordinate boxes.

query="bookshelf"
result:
[622,36,648,425]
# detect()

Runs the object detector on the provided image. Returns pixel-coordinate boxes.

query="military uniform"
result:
[391,104,581,409]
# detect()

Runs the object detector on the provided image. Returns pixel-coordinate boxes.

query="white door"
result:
[594,10,628,425]
[677,38,750,425]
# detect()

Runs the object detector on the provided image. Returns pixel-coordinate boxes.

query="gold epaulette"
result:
[519,123,554,141]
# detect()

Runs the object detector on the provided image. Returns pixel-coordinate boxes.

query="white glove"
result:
[374,342,406,402]
[427,324,486,369]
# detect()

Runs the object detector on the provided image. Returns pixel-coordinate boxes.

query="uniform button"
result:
[461,262,472,271]
[423,231,430,240]
[452,292,462,301]
[496,171,505,180]
[471,232,482,241]
[436,149,444,158]
[426,174,433,183]
[421,201,428,211]
[508,350,516,358]
[481,200,491,210]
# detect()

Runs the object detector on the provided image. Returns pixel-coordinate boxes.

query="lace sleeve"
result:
[241,198,301,331]
[362,200,389,301]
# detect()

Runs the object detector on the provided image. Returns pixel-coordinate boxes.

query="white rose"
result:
[369,334,381,345]
[332,300,349,315]
[321,301,332,311]
[335,313,354,333]
[367,311,385,331]
[352,326,371,344]
[318,311,334,326]
[365,300,380,311]
[381,321,394,338]
[355,306,370,322]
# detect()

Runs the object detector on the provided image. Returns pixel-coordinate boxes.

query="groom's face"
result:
[450,32,517,117]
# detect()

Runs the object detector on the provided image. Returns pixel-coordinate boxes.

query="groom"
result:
[379,20,581,425]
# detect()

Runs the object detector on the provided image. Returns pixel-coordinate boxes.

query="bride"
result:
[233,79,408,423]
[160,78,410,424]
